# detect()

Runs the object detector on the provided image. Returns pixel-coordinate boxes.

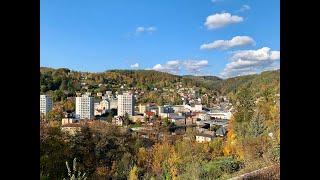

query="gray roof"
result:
[216,126,227,136]
[170,115,185,120]
[196,133,214,138]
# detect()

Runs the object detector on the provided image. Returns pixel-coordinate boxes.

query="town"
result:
[40,83,234,143]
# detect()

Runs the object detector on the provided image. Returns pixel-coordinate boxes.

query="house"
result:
[172,105,184,113]
[170,115,185,125]
[215,126,227,137]
[61,123,81,136]
[131,115,145,123]
[208,112,232,120]
[196,132,215,143]
[144,111,154,118]
[139,104,147,113]
[61,117,76,125]
[184,104,202,112]
[113,116,124,126]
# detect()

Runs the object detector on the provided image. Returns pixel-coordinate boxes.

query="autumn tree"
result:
[107,111,114,123]
[128,166,139,180]
[124,112,130,126]
[47,109,64,122]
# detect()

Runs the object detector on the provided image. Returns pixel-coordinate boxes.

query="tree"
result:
[70,125,97,176]
[47,109,64,122]
[152,114,156,121]
[117,152,134,179]
[234,87,255,123]
[63,158,87,180]
[124,112,130,126]
[247,111,267,138]
[136,119,142,127]
[63,99,75,113]
[128,165,139,180]
[163,118,171,127]
[40,126,72,179]
[107,111,114,123]
[201,156,242,179]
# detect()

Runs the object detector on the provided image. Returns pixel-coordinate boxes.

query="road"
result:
[228,165,276,180]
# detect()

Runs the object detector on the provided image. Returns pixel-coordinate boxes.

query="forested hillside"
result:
[213,69,280,96]
[40,67,279,101]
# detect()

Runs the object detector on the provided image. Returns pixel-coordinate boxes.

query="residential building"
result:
[61,123,81,136]
[75,93,94,119]
[144,111,154,118]
[196,131,215,143]
[109,98,118,109]
[131,115,145,123]
[40,95,53,116]
[215,126,227,137]
[173,105,184,113]
[196,133,214,143]
[117,93,134,116]
[158,105,174,114]
[170,115,186,126]
[94,99,110,116]
[113,116,124,126]
[61,115,76,125]
[184,104,203,112]
[208,112,232,120]
[139,104,147,113]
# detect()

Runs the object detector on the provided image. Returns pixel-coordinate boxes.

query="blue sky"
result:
[40,0,280,78]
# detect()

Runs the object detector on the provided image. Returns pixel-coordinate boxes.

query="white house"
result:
[196,132,215,143]
[184,104,202,112]
[208,112,232,120]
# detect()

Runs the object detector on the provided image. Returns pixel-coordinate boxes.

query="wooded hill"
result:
[40,67,279,101]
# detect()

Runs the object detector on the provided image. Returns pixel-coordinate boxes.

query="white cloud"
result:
[230,47,280,61]
[130,63,139,68]
[220,47,280,78]
[204,13,243,29]
[149,60,210,75]
[150,60,182,74]
[136,26,157,33]
[183,60,209,73]
[200,36,255,50]
[237,5,251,12]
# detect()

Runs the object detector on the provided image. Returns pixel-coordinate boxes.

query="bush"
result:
[201,156,242,179]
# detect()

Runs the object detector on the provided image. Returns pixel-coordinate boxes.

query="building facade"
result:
[94,99,110,116]
[40,95,53,115]
[76,93,94,119]
[117,93,134,116]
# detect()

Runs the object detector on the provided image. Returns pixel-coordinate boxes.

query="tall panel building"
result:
[76,93,94,119]
[40,95,53,115]
[117,93,134,117]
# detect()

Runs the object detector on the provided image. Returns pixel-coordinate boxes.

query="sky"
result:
[40,0,280,79]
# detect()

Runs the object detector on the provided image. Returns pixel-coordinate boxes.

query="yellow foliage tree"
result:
[167,150,180,180]
[128,166,139,180]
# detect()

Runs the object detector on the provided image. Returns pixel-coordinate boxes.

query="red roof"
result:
[145,111,154,116]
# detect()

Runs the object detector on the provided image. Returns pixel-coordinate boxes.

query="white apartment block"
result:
[117,93,134,117]
[76,93,94,119]
[40,95,53,116]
